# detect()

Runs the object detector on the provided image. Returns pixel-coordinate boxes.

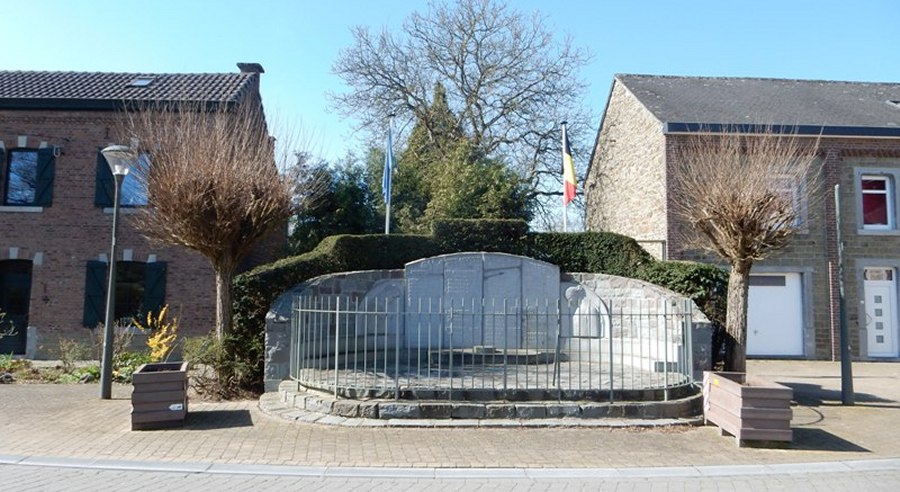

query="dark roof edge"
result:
[0,98,239,111]
[664,122,900,138]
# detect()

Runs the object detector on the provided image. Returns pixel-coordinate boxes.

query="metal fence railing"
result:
[290,295,694,403]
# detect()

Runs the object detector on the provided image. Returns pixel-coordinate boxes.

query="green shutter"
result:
[143,261,167,314]
[0,148,6,200]
[82,260,108,327]
[34,148,55,206]
[95,151,114,207]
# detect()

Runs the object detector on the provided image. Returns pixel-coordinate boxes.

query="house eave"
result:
[663,122,900,139]
[0,98,238,111]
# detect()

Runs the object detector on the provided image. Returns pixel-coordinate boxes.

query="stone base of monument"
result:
[269,380,703,425]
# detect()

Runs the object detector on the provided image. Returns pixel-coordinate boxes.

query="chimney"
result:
[237,63,265,74]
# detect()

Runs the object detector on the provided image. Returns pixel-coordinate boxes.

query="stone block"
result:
[515,403,547,419]
[580,403,610,418]
[450,403,485,419]
[485,404,516,419]
[546,403,581,418]
[419,403,453,419]
[358,402,379,419]
[332,400,360,418]
[305,397,333,414]
[379,402,421,419]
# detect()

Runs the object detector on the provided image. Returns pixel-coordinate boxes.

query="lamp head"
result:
[100,145,135,176]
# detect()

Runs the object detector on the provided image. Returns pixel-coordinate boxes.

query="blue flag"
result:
[382,125,394,204]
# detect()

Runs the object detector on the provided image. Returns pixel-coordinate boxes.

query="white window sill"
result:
[857,227,900,236]
[102,207,142,215]
[0,205,43,213]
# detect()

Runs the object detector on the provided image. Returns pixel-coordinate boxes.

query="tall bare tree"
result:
[119,102,294,340]
[672,127,821,372]
[331,0,592,221]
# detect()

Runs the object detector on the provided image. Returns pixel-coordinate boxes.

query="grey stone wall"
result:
[264,269,402,391]
[584,79,669,258]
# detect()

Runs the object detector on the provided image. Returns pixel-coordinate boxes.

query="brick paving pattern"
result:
[1,360,898,490]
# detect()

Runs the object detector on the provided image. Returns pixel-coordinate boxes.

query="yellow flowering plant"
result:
[133,305,178,362]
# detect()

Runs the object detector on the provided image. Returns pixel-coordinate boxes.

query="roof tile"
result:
[0,70,256,104]
[616,74,900,130]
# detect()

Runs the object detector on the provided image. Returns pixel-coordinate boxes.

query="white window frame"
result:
[861,174,895,231]
[771,175,807,230]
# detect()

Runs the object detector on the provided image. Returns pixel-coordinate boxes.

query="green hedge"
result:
[231,219,727,392]
[634,260,727,327]
[528,232,653,277]
[432,219,530,254]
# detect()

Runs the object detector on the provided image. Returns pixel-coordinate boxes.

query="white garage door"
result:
[747,273,803,356]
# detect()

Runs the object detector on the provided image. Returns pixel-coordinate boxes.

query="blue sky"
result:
[2,0,898,162]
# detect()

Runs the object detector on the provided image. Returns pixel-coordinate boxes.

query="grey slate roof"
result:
[0,70,258,109]
[616,74,900,135]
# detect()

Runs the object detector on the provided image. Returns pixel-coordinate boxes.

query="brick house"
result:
[0,63,276,358]
[585,74,900,360]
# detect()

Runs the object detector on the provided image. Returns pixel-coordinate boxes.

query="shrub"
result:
[113,351,152,383]
[182,333,259,400]
[635,260,728,326]
[432,218,529,254]
[529,231,653,276]
[57,338,89,373]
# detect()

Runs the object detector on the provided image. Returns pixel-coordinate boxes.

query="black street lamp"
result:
[99,145,135,400]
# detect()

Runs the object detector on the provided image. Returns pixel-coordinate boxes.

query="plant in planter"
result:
[703,371,793,447]
[130,306,186,430]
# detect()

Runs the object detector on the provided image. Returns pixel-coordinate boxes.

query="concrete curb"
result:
[2,454,899,479]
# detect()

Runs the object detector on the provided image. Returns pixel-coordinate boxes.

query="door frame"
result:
[856,259,900,359]
[746,266,814,358]
[862,267,899,358]
[0,259,33,355]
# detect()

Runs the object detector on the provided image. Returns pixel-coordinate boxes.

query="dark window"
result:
[82,260,166,327]
[95,150,149,208]
[749,275,787,287]
[115,262,147,321]
[2,148,55,206]
[0,260,32,354]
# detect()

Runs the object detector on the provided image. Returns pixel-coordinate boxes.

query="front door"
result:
[864,267,899,358]
[0,260,32,355]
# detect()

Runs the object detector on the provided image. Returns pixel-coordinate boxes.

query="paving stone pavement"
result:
[1,360,898,490]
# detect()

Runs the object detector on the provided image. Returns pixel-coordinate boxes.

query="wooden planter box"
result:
[702,371,793,447]
[131,362,188,431]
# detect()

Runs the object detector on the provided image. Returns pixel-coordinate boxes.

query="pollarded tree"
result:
[672,127,821,372]
[333,0,592,220]
[120,102,295,340]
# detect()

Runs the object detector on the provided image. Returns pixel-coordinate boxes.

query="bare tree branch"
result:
[116,102,296,339]
[672,126,821,371]
[331,0,593,223]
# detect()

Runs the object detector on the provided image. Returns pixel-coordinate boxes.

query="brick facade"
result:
[0,111,217,357]
[0,66,277,359]
[585,76,900,361]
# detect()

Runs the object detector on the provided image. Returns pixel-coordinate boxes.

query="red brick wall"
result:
[0,110,219,357]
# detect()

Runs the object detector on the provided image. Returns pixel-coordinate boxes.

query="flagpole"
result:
[561,121,568,233]
[384,113,395,235]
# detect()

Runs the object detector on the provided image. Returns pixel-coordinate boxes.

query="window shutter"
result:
[82,260,108,327]
[95,151,114,207]
[34,148,55,206]
[143,261,167,314]
[0,148,6,199]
